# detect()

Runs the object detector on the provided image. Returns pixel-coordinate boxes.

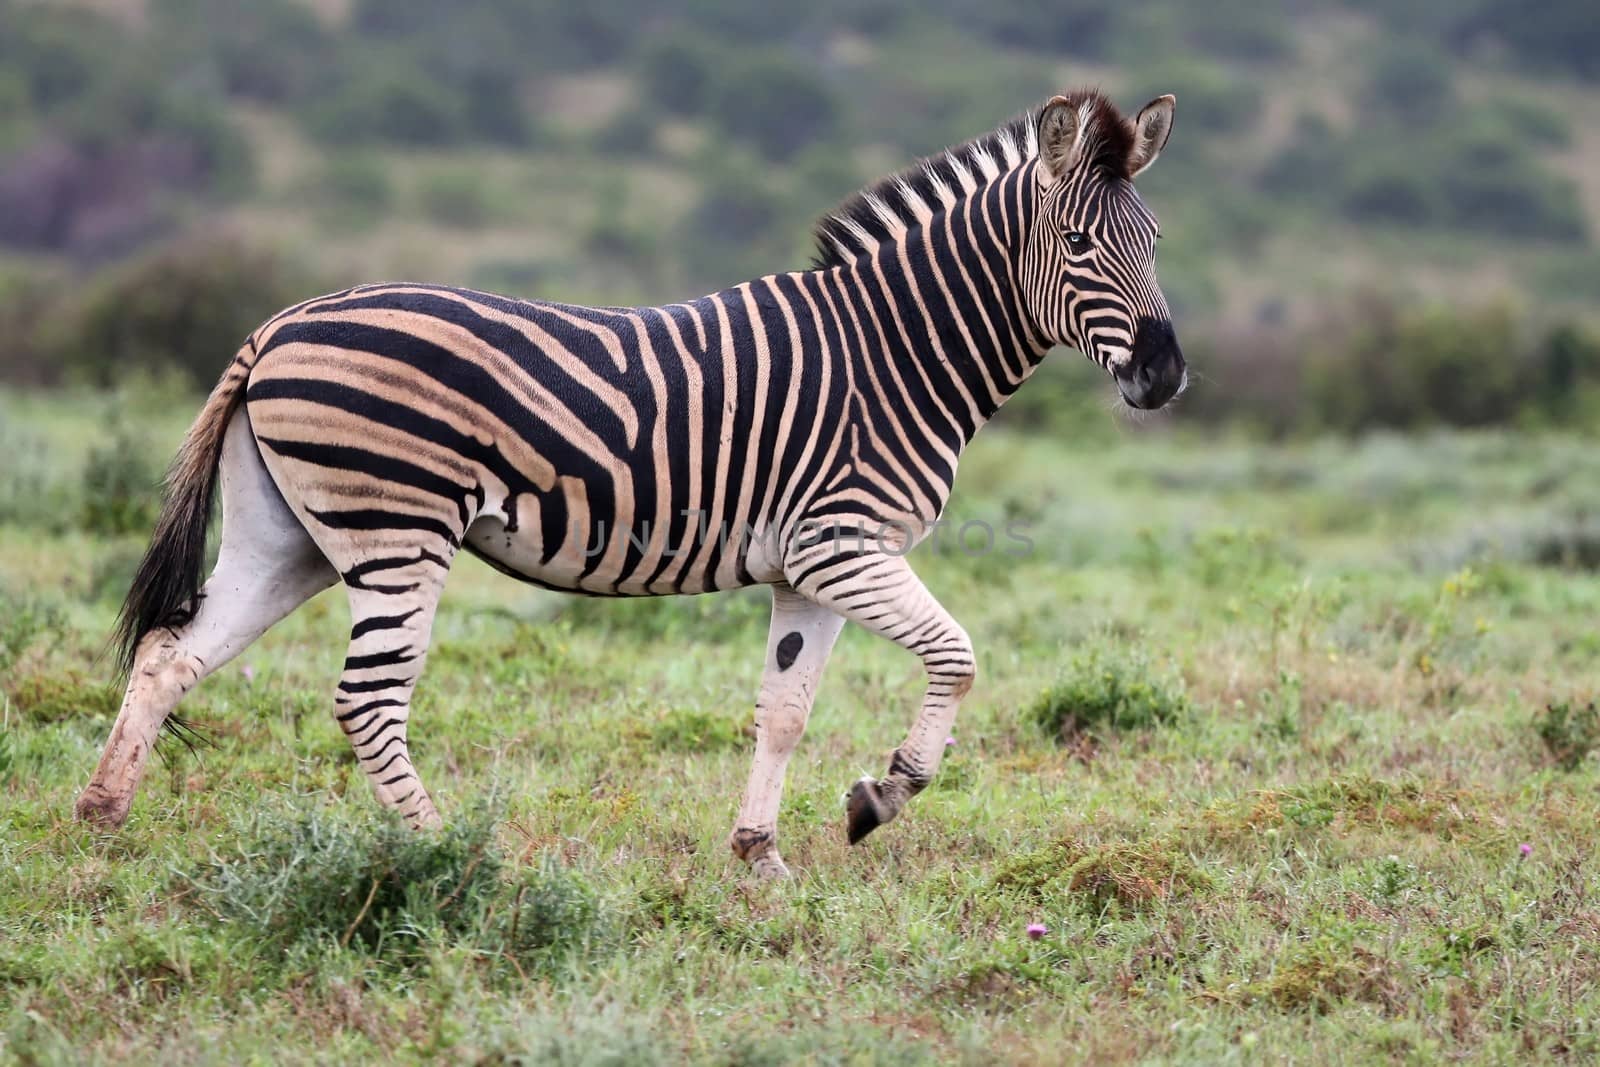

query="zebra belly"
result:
[462,495,784,597]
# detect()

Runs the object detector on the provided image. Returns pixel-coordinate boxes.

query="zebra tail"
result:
[112,340,257,678]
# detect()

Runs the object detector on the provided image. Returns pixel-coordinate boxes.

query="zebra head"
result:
[1024,91,1185,410]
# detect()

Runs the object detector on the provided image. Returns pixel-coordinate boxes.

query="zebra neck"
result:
[840,165,1049,441]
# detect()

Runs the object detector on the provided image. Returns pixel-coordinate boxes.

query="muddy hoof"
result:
[74,789,131,830]
[751,853,792,880]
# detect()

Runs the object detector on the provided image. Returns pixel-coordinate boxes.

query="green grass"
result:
[3,390,1600,1063]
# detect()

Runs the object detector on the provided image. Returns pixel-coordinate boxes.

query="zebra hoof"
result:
[751,852,791,881]
[845,776,890,844]
[74,787,131,831]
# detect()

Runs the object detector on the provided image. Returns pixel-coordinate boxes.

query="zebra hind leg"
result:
[76,412,338,829]
[334,553,454,829]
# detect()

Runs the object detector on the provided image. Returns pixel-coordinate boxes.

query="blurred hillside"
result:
[1,0,1598,428]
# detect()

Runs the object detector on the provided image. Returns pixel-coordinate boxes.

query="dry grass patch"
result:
[994,834,1213,915]
[1201,776,1482,846]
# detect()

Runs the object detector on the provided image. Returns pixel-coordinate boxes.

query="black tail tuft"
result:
[154,713,214,759]
[111,348,252,678]
[111,451,223,678]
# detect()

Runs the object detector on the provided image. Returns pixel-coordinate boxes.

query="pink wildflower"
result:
[1026,923,1048,940]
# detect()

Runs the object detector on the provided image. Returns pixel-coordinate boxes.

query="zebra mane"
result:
[811,88,1132,268]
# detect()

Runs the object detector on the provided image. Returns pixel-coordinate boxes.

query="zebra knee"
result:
[756,692,809,753]
[128,633,206,709]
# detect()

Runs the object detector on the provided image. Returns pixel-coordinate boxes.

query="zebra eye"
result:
[1065,231,1091,251]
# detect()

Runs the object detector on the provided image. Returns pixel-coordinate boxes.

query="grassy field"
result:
[4,389,1600,1063]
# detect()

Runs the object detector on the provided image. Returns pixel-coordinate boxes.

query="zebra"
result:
[76,89,1185,878]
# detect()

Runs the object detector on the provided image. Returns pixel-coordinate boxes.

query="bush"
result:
[636,36,716,116]
[1533,324,1600,418]
[993,834,1212,914]
[1175,299,1600,435]
[417,170,494,229]
[1028,647,1190,743]
[640,708,747,753]
[1147,59,1262,136]
[306,153,394,231]
[195,802,605,973]
[1459,0,1600,81]
[0,591,65,674]
[1306,302,1524,431]
[944,0,1116,57]
[38,236,321,388]
[1170,0,1292,60]
[303,59,467,146]
[706,54,839,162]
[678,153,792,286]
[1534,701,1600,771]
[1365,40,1456,122]
[0,400,73,514]
[81,420,162,536]
[1340,159,1441,226]
[151,0,336,105]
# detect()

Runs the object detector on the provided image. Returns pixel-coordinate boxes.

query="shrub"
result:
[1028,647,1189,743]
[640,708,747,753]
[1304,301,1523,432]
[81,420,162,536]
[706,54,839,162]
[151,0,336,105]
[1459,0,1600,82]
[944,0,1115,57]
[307,153,394,231]
[1365,39,1456,121]
[993,835,1212,914]
[636,36,716,116]
[678,151,796,288]
[0,404,73,517]
[38,236,320,388]
[193,802,605,974]
[417,170,493,229]
[1534,701,1600,771]
[303,60,466,146]
[5,671,120,723]
[1146,59,1262,135]
[0,591,65,674]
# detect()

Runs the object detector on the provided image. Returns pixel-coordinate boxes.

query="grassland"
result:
[4,388,1600,1064]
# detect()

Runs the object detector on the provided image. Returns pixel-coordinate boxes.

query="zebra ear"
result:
[1127,95,1176,178]
[1036,96,1084,186]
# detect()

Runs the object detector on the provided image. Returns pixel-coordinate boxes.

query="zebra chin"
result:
[1113,317,1186,410]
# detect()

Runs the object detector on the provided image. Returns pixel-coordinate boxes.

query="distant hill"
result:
[1,0,1596,341]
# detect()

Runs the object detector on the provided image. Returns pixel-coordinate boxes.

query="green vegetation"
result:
[4,392,1600,1061]
[4,3,1600,1062]
[1027,647,1190,743]
[1533,700,1600,771]
[1,0,1597,388]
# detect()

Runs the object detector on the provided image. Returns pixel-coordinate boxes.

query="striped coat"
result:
[78,88,1186,878]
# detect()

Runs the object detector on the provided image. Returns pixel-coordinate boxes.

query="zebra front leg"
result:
[787,550,975,845]
[335,556,452,830]
[729,583,846,879]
